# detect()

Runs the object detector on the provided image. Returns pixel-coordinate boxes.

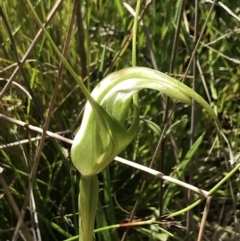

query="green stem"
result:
[167,163,240,219]
[79,175,99,241]
[208,162,240,195]
[132,0,142,116]
[132,0,141,67]
[63,217,182,241]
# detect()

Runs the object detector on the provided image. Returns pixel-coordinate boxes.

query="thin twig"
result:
[76,0,88,79]
[182,0,218,83]
[160,0,187,217]
[187,0,199,235]
[197,196,212,241]
[0,113,209,197]
[0,131,71,149]
[115,156,209,197]
[0,114,72,144]
[0,168,34,241]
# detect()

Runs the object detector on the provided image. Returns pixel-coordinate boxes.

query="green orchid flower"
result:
[71,67,218,177]
[70,67,219,241]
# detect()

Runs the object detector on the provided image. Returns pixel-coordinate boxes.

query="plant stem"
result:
[79,175,99,241]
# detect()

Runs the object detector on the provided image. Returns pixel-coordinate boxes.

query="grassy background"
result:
[0,0,240,240]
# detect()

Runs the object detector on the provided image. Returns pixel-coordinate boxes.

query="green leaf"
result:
[164,133,205,207]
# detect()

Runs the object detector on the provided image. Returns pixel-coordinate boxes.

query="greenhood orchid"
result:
[70,67,219,241]
[71,67,218,177]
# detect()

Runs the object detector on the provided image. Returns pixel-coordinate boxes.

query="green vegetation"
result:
[0,0,240,241]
